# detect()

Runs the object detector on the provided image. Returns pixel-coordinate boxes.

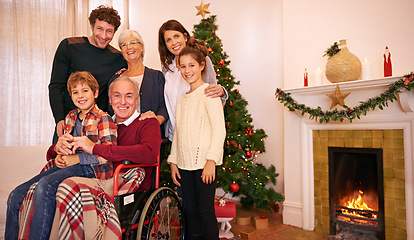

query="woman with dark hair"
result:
[158,19,227,141]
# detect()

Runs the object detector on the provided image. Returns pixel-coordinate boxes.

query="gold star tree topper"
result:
[195,1,211,19]
[327,85,351,109]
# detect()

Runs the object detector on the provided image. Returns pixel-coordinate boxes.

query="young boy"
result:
[5,71,117,240]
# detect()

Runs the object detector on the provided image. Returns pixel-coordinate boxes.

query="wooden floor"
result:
[222,203,331,240]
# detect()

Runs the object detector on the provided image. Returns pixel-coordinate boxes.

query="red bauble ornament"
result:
[212,30,216,34]
[235,89,239,94]
[248,132,253,136]
[229,102,233,107]
[229,183,239,193]
[208,47,213,53]
[246,127,251,132]
[226,141,230,147]
[219,60,224,66]
[245,151,252,158]
[226,123,230,128]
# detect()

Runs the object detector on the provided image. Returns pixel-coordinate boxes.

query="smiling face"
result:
[164,30,188,57]
[70,83,98,114]
[109,78,139,124]
[89,20,115,49]
[119,36,143,63]
[179,54,205,90]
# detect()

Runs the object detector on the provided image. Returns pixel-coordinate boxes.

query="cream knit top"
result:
[167,83,226,170]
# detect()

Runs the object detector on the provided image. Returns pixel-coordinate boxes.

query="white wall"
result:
[129,0,286,194]
[283,0,414,89]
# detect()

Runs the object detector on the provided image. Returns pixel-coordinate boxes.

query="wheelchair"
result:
[113,159,185,240]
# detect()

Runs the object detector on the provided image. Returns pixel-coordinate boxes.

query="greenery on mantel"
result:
[275,72,414,123]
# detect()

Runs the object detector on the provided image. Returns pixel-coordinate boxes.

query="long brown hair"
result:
[158,20,190,72]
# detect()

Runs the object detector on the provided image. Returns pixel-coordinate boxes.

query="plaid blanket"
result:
[18,160,145,240]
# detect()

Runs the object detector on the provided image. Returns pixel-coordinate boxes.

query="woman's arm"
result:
[203,56,228,102]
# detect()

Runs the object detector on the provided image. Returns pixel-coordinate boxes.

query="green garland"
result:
[275,72,414,123]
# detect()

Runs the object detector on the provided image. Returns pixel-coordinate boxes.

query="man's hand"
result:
[62,155,80,167]
[54,133,74,155]
[204,84,224,98]
[201,160,216,184]
[71,136,96,154]
[170,163,181,187]
[56,120,65,137]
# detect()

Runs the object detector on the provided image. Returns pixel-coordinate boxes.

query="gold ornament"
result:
[195,1,211,19]
[327,85,350,109]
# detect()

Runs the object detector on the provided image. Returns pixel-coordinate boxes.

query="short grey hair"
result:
[118,29,145,60]
[108,76,140,97]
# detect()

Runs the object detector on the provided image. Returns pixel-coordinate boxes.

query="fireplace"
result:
[328,147,385,239]
[281,77,413,239]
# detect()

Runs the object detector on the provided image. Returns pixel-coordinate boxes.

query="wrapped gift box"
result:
[214,201,236,218]
[240,229,256,240]
[236,216,251,225]
[253,216,268,229]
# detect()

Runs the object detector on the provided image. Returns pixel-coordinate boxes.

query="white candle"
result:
[362,58,373,80]
[314,67,323,86]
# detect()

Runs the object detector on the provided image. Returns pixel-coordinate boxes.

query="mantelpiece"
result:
[281,76,414,239]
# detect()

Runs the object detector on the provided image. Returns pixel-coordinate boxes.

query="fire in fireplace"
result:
[329,147,385,240]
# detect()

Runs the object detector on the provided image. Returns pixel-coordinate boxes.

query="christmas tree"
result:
[192,15,284,210]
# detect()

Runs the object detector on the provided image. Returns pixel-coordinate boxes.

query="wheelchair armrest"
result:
[113,160,160,196]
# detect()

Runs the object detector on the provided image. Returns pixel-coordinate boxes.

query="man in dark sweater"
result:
[67,76,161,191]
[49,5,127,142]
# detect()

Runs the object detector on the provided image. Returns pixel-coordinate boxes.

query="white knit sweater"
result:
[167,83,226,170]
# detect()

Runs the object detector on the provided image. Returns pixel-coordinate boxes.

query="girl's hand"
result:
[61,155,80,167]
[55,155,66,168]
[204,84,224,98]
[201,160,216,184]
[170,163,181,187]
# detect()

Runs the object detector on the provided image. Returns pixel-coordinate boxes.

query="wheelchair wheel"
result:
[137,187,184,240]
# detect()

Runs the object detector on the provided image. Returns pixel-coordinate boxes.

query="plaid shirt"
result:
[64,105,117,179]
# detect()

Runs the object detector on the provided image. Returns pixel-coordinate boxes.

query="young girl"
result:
[167,39,226,240]
[158,19,226,142]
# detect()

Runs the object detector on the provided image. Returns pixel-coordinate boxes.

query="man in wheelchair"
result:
[11,76,171,239]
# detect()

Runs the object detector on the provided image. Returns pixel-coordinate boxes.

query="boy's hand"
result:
[170,163,181,187]
[71,136,95,154]
[55,155,66,168]
[55,133,74,155]
[56,120,65,137]
[62,155,80,167]
[204,84,224,98]
[201,160,216,184]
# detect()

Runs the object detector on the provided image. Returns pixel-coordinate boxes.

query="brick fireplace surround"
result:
[281,77,414,239]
